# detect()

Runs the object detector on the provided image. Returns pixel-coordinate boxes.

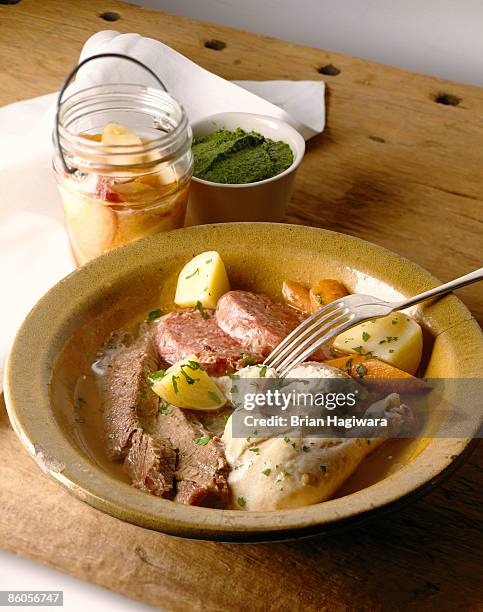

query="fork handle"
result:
[392,267,483,311]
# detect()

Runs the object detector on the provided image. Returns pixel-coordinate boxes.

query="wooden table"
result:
[1,1,482,609]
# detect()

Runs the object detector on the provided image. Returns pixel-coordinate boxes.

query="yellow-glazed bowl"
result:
[4,223,482,541]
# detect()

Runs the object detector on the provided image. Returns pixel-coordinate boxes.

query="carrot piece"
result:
[325,355,428,393]
[282,280,311,315]
[309,279,348,312]
[325,355,412,379]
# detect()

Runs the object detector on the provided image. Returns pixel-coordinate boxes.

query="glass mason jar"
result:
[53,83,193,266]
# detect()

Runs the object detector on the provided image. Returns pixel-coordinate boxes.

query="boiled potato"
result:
[333,312,423,375]
[151,354,226,410]
[175,251,230,309]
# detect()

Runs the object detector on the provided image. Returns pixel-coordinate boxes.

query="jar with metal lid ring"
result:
[53,59,193,266]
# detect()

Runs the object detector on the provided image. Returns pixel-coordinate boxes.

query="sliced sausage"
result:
[155,308,262,375]
[215,290,305,356]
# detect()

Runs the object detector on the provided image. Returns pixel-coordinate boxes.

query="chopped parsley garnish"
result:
[237,496,246,508]
[389,349,395,353]
[283,436,291,444]
[356,363,367,378]
[172,375,179,394]
[319,464,327,473]
[185,267,200,279]
[227,371,240,380]
[148,308,162,320]
[392,319,398,325]
[241,352,255,366]
[231,385,239,394]
[187,359,203,370]
[302,445,310,453]
[353,346,373,356]
[262,468,271,476]
[205,258,213,264]
[249,447,260,454]
[362,331,370,342]
[345,358,353,371]
[179,367,198,385]
[147,369,166,384]
[195,300,209,319]
[159,401,170,415]
[258,365,268,377]
[208,390,221,403]
[281,469,291,478]
[193,434,210,446]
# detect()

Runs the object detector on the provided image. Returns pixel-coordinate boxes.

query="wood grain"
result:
[1,396,481,610]
[0,0,482,609]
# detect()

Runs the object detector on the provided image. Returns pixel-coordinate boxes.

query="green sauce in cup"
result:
[192,128,294,184]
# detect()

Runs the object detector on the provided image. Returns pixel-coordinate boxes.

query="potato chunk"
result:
[333,312,423,375]
[151,355,227,411]
[174,251,230,309]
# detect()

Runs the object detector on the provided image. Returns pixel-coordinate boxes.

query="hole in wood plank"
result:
[0,0,21,4]
[205,39,226,51]
[434,92,461,106]
[318,64,341,76]
[99,11,120,21]
[369,135,385,143]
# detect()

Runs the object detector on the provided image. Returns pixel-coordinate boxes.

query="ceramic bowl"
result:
[4,224,482,542]
[187,113,305,224]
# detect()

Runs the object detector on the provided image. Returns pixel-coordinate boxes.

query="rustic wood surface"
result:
[0,0,482,610]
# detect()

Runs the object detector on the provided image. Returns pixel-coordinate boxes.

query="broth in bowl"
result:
[64,250,429,512]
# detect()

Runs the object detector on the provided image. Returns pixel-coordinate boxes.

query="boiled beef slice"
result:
[101,330,160,460]
[152,404,229,507]
[124,430,176,497]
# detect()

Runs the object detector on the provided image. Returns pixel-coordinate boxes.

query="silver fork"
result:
[265,267,483,377]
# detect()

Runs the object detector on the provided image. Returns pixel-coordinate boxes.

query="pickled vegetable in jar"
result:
[53,83,193,265]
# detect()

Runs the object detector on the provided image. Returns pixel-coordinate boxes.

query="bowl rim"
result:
[190,112,306,188]
[4,223,482,541]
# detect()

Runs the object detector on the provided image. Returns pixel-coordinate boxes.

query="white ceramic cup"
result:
[187,112,305,224]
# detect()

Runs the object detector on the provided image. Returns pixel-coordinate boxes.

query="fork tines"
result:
[264,298,355,376]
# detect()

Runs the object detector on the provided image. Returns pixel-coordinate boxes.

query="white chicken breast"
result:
[223,392,413,511]
[214,364,278,401]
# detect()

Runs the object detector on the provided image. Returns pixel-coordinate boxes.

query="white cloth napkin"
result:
[0,30,325,387]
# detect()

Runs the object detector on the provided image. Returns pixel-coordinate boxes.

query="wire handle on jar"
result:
[54,53,168,175]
